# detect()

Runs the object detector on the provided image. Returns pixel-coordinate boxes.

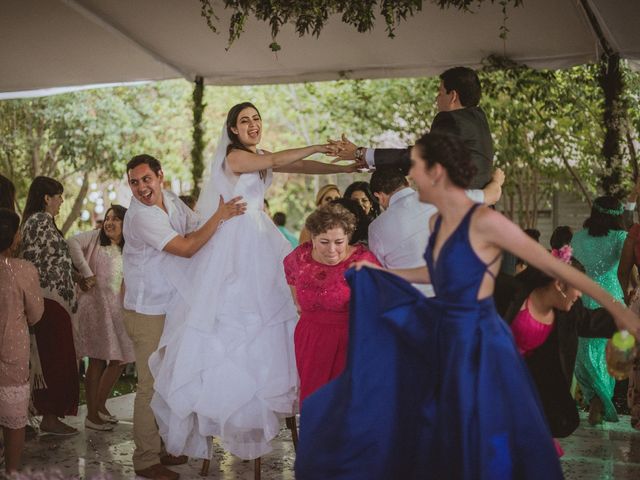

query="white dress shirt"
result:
[368,187,437,297]
[365,148,485,203]
[123,190,201,315]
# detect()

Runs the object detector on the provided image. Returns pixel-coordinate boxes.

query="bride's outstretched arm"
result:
[227,145,333,174]
[275,160,358,174]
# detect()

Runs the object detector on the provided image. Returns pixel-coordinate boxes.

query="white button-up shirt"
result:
[123,190,200,315]
[368,187,437,297]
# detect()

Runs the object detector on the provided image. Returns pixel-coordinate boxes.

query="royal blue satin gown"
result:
[295,204,563,480]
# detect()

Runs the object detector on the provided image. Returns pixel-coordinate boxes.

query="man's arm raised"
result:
[164,196,246,258]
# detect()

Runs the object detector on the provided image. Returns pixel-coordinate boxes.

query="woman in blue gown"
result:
[294,132,640,480]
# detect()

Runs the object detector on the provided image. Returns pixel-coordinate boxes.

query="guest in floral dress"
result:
[1,208,44,472]
[19,176,79,435]
[571,196,627,425]
[284,203,380,405]
[69,205,134,431]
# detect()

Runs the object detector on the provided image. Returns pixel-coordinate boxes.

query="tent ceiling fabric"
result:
[1,0,639,97]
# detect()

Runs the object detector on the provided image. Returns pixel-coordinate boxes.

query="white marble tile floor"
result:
[12,394,640,479]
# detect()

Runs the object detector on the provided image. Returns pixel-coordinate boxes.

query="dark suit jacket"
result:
[497,275,616,437]
[373,106,494,189]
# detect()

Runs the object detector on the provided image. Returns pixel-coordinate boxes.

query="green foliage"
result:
[191,77,206,197]
[3,62,640,232]
[200,0,522,51]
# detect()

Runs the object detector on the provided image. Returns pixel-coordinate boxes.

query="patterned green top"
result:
[571,228,627,310]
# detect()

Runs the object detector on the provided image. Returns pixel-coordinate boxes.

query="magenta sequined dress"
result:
[284,242,380,405]
[510,299,554,357]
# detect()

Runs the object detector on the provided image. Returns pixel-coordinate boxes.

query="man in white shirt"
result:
[122,154,245,480]
[368,167,437,297]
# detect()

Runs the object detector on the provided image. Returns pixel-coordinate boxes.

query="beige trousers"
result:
[123,309,165,470]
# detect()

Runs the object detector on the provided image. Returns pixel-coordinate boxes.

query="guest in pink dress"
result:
[505,245,617,456]
[284,203,380,406]
[69,205,134,431]
[1,208,44,473]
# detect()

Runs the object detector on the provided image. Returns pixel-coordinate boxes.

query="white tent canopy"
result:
[1,0,639,99]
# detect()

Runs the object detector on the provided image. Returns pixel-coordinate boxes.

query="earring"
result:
[431,180,437,187]
[559,289,567,299]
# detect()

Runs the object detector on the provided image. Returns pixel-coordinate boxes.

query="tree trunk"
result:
[61,171,90,235]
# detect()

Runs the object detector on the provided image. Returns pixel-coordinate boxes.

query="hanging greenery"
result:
[191,76,206,198]
[200,0,523,51]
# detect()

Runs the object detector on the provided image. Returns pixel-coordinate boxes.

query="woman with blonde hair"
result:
[299,184,341,244]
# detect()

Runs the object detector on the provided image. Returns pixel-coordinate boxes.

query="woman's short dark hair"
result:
[439,67,481,107]
[22,176,64,224]
[0,208,20,251]
[583,196,625,237]
[343,181,381,219]
[414,132,477,189]
[369,167,408,195]
[99,205,127,249]
[550,226,573,250]
[226,102,261,155]
[306,202,357,240]
[0,174,16,212]
[127,154,162,176]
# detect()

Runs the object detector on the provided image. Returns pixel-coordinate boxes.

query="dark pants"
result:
[33,299,79,417]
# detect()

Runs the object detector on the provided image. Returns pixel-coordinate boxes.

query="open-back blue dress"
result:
[295,204,563,479]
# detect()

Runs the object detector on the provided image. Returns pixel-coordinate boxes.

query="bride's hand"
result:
[351,260,384,272]
[315,143,335,155]
[217,196,247,221]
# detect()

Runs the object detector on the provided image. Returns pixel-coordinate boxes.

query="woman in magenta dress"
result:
[284,202,380,405]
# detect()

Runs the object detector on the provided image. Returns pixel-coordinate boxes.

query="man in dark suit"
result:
[332,66,494,191]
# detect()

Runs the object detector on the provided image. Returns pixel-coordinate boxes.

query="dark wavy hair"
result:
[0,174,16,212]
[343,181,381,220]
[0,208,20,251]
[330,198,370,245]
[583,196,624,237]
[226,102,261,155]
[127,154,162,176]
[22,176,64,225]
[99,205,127,249]
[414,132,477,189]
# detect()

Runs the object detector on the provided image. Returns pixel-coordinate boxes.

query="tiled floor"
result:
[13,393,640,479]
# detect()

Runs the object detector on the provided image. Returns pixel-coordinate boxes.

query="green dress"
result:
[571,228,627,421]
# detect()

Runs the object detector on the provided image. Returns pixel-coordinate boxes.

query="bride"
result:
[149,102,354,461]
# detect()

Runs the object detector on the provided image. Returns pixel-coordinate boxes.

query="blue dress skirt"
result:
[295,205,563,480]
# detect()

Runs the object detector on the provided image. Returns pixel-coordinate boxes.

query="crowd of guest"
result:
[1,64,640,479]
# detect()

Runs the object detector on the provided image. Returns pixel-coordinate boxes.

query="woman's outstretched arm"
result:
[476,208,640,337]
[227,145,333,174]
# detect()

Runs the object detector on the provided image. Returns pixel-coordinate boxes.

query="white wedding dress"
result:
[149,135,298,460]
